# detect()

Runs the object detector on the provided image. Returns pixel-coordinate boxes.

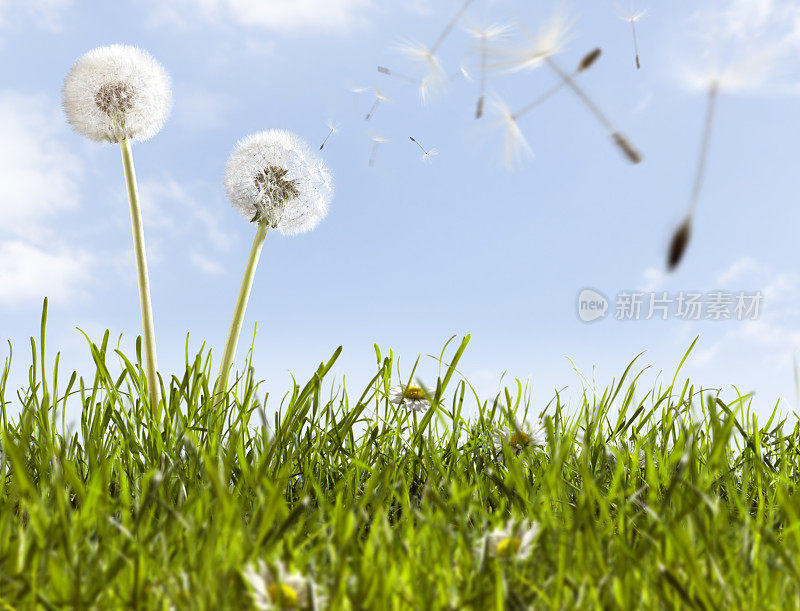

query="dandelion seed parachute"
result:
[224,130,333,236]
[62,44,171,143]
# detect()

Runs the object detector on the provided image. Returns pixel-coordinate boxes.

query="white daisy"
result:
[224,130,333,235]
[62,44,171,143]
[242,560,322,610]
[606,441,647,469]
[389,384,430,412]
[493,418,547,454]
[482,519,540,560]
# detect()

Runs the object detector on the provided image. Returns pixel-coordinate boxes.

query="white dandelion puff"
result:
[62,44,171,143]
[218,130,333,393]
[389,384,430,412]
[224,130,333,235]
[61,44,171,409]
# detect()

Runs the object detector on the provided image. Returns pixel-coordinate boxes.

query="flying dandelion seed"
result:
[491,6,573,73]
[365,87,390,121]
[368,131,389,167]
[378,63,471,104]
[544,57,642,163]
[667,81,718,271]
[619,8,647,70]
[466,22,514,119]
[513,48,602,121]
[409,136,438,162]
[319,119,340,150]
[391,0,474,104]
[492,49,602,170]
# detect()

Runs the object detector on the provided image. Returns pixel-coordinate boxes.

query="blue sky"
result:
[2,0,800,424]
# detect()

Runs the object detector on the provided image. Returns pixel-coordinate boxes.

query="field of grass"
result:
[2,307,800,609]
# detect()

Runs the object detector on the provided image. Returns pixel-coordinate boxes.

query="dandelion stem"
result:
[217,222,269,396]
[430,0,474,54]
[119,138,160,411]
[687,82,719,216]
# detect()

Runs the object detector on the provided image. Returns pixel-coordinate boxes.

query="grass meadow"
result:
[1,303,799,610]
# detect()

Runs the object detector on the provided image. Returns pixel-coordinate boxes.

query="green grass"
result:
[2,302,800,610]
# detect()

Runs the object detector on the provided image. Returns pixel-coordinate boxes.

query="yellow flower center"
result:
[509,432,529,447]
[267,583,299,608]
[404,386,425,400]
[497,537,521,558]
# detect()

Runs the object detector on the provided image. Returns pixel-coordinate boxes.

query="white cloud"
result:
[0,240,92,306]
[679,0,800,95]
[149,0,372,33]
[0,92,82,239]
[174,87,237,132]
[190,251,224,275]
[139,176,233,252]
[0,0,72,30]
[0,91,94,308]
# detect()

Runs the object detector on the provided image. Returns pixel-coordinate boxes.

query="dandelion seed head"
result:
[326,119,341,133]
[62,44,171,143]
[224,130,333,236]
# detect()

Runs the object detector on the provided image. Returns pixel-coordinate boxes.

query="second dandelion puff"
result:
[219,130,334,393]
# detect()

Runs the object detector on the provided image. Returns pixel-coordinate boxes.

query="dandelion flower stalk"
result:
[62,45,172,410]
[217,221,268,394]
[218,130,333,394]
[119,139,161,408]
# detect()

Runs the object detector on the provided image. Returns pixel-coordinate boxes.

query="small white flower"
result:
[389,384,430,412]
[62,44,171,143]
[242,560,322,610]
[493,419,547,454]
[224,130,333,235]
[481,519,540,560]
[606,441,647,469]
